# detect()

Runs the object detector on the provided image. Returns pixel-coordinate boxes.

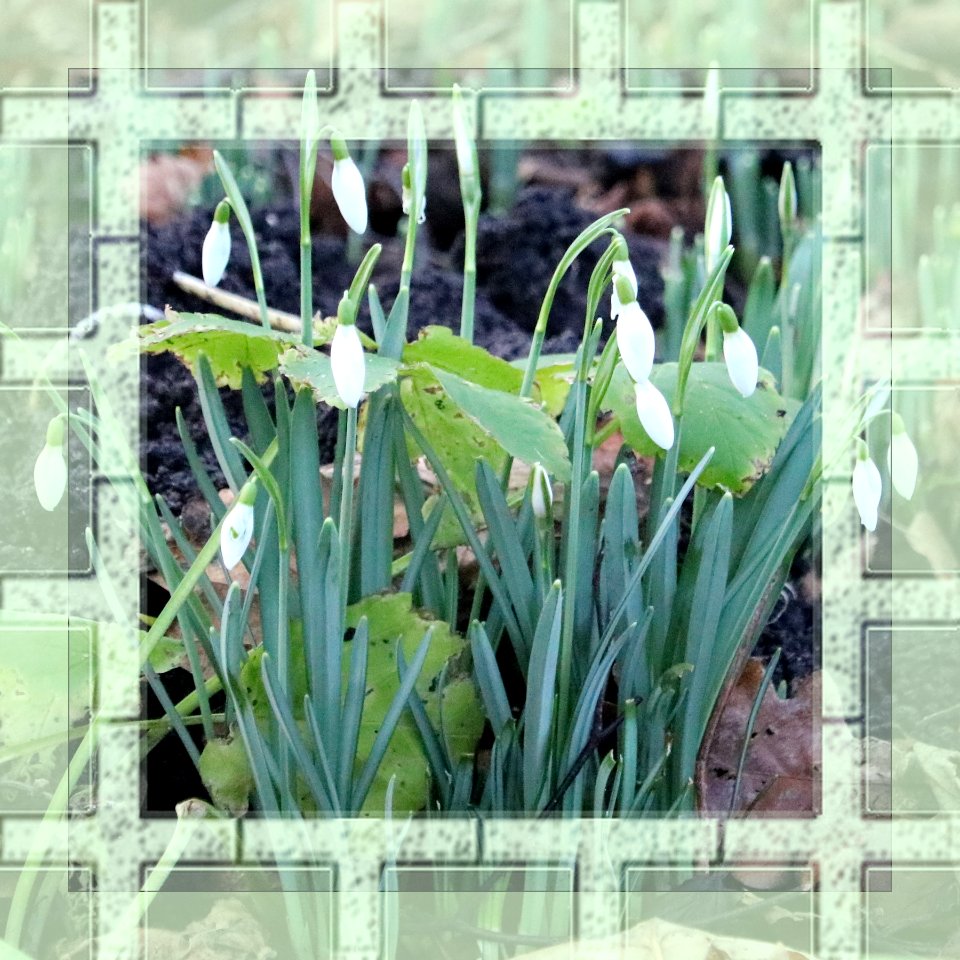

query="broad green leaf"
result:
[404,326,524,392]
[400,366,507,509]
[508,353,586,416]
[239,593,483,814]
[133,312,301,388]
[280,346,400,409]
[606,362,797,494]
[431,367,571,481]
[146,633,185,674]
[198,734,254,816]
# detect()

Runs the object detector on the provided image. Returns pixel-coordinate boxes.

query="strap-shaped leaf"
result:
[523,582,563,811]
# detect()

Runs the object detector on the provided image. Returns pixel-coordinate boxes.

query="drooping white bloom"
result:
[704,176,732,273]
[330,136,368,235]
[530,462,553,519]
[34,415,67,512]
[610,257,638,320]
[617,299,655,385]
[331,320,366,408]
[887,414,919,500]
[201,200,231,287]
[634,378,675,451]
[220,498,255,571]
[852,441,882,533]
[722,326,759,398]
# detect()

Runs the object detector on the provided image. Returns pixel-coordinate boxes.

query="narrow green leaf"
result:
[476,460,537,640]
[469,621,511,737]
[523,582,563,810]
[195,352,248,493]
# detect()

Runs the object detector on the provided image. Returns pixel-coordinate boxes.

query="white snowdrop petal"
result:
[616,301,656,384]
[201,221,231,287]
[852,457,882,532]
[722,327,759,398]
[220,502,254,571]
[531,463,553,519]
[635,378,675,451]
[34,443,67,512]
[887,431,919,500]
[332,157,368,235]
[331,323,366,408]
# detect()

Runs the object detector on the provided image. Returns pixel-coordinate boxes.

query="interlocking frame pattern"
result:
[0,1,957,957]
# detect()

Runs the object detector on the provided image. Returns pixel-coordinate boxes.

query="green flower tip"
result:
[213,199,231,224]
[891,411,906,435]
[337,290,356,327]
[715,303,739,334]
[778,162,798,225]
[401,163,412,190]
[238,479,259,506]
[614,274,636,306]
[45,414,65,447]
[855,437,870,461]
[330,134,349,161]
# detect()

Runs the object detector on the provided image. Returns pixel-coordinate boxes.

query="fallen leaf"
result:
[697,660,820,818]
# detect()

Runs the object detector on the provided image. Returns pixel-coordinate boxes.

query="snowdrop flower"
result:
[330,134,368,235]
[887,413,919,500]
[201,200,231,287]
[220,483,257,571]
[852,439,882,532]
[634,378,675,451]
[530,462,553,519]
[401,163,425,224]
[34,415,67,511]
[331,293,366,408]
[615,275,655,384]
[704,175,732,273]
[717,305,758,398]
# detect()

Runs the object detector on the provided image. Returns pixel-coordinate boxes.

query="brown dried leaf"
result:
[697,660,820,818]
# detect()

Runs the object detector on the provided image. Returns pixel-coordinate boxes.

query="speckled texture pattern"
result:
[1,0,958,958]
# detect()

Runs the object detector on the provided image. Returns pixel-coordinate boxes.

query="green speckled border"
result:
[0,1,957,957]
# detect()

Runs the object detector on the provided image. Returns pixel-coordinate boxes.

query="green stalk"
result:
[460,205,478,342]
[519,214,627,399]
[339,405,358,612]
[213,151,271,329]
[300,70,320,346]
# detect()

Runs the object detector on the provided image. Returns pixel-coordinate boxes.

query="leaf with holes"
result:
[132,311,302,388]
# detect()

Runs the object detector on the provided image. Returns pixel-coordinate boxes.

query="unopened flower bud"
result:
[330,135,368,235]
[201,200,231,287]
[34,415,67,511]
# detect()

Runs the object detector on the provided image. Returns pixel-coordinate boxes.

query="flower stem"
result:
[339,405,358,612]
[460,204,479,342]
